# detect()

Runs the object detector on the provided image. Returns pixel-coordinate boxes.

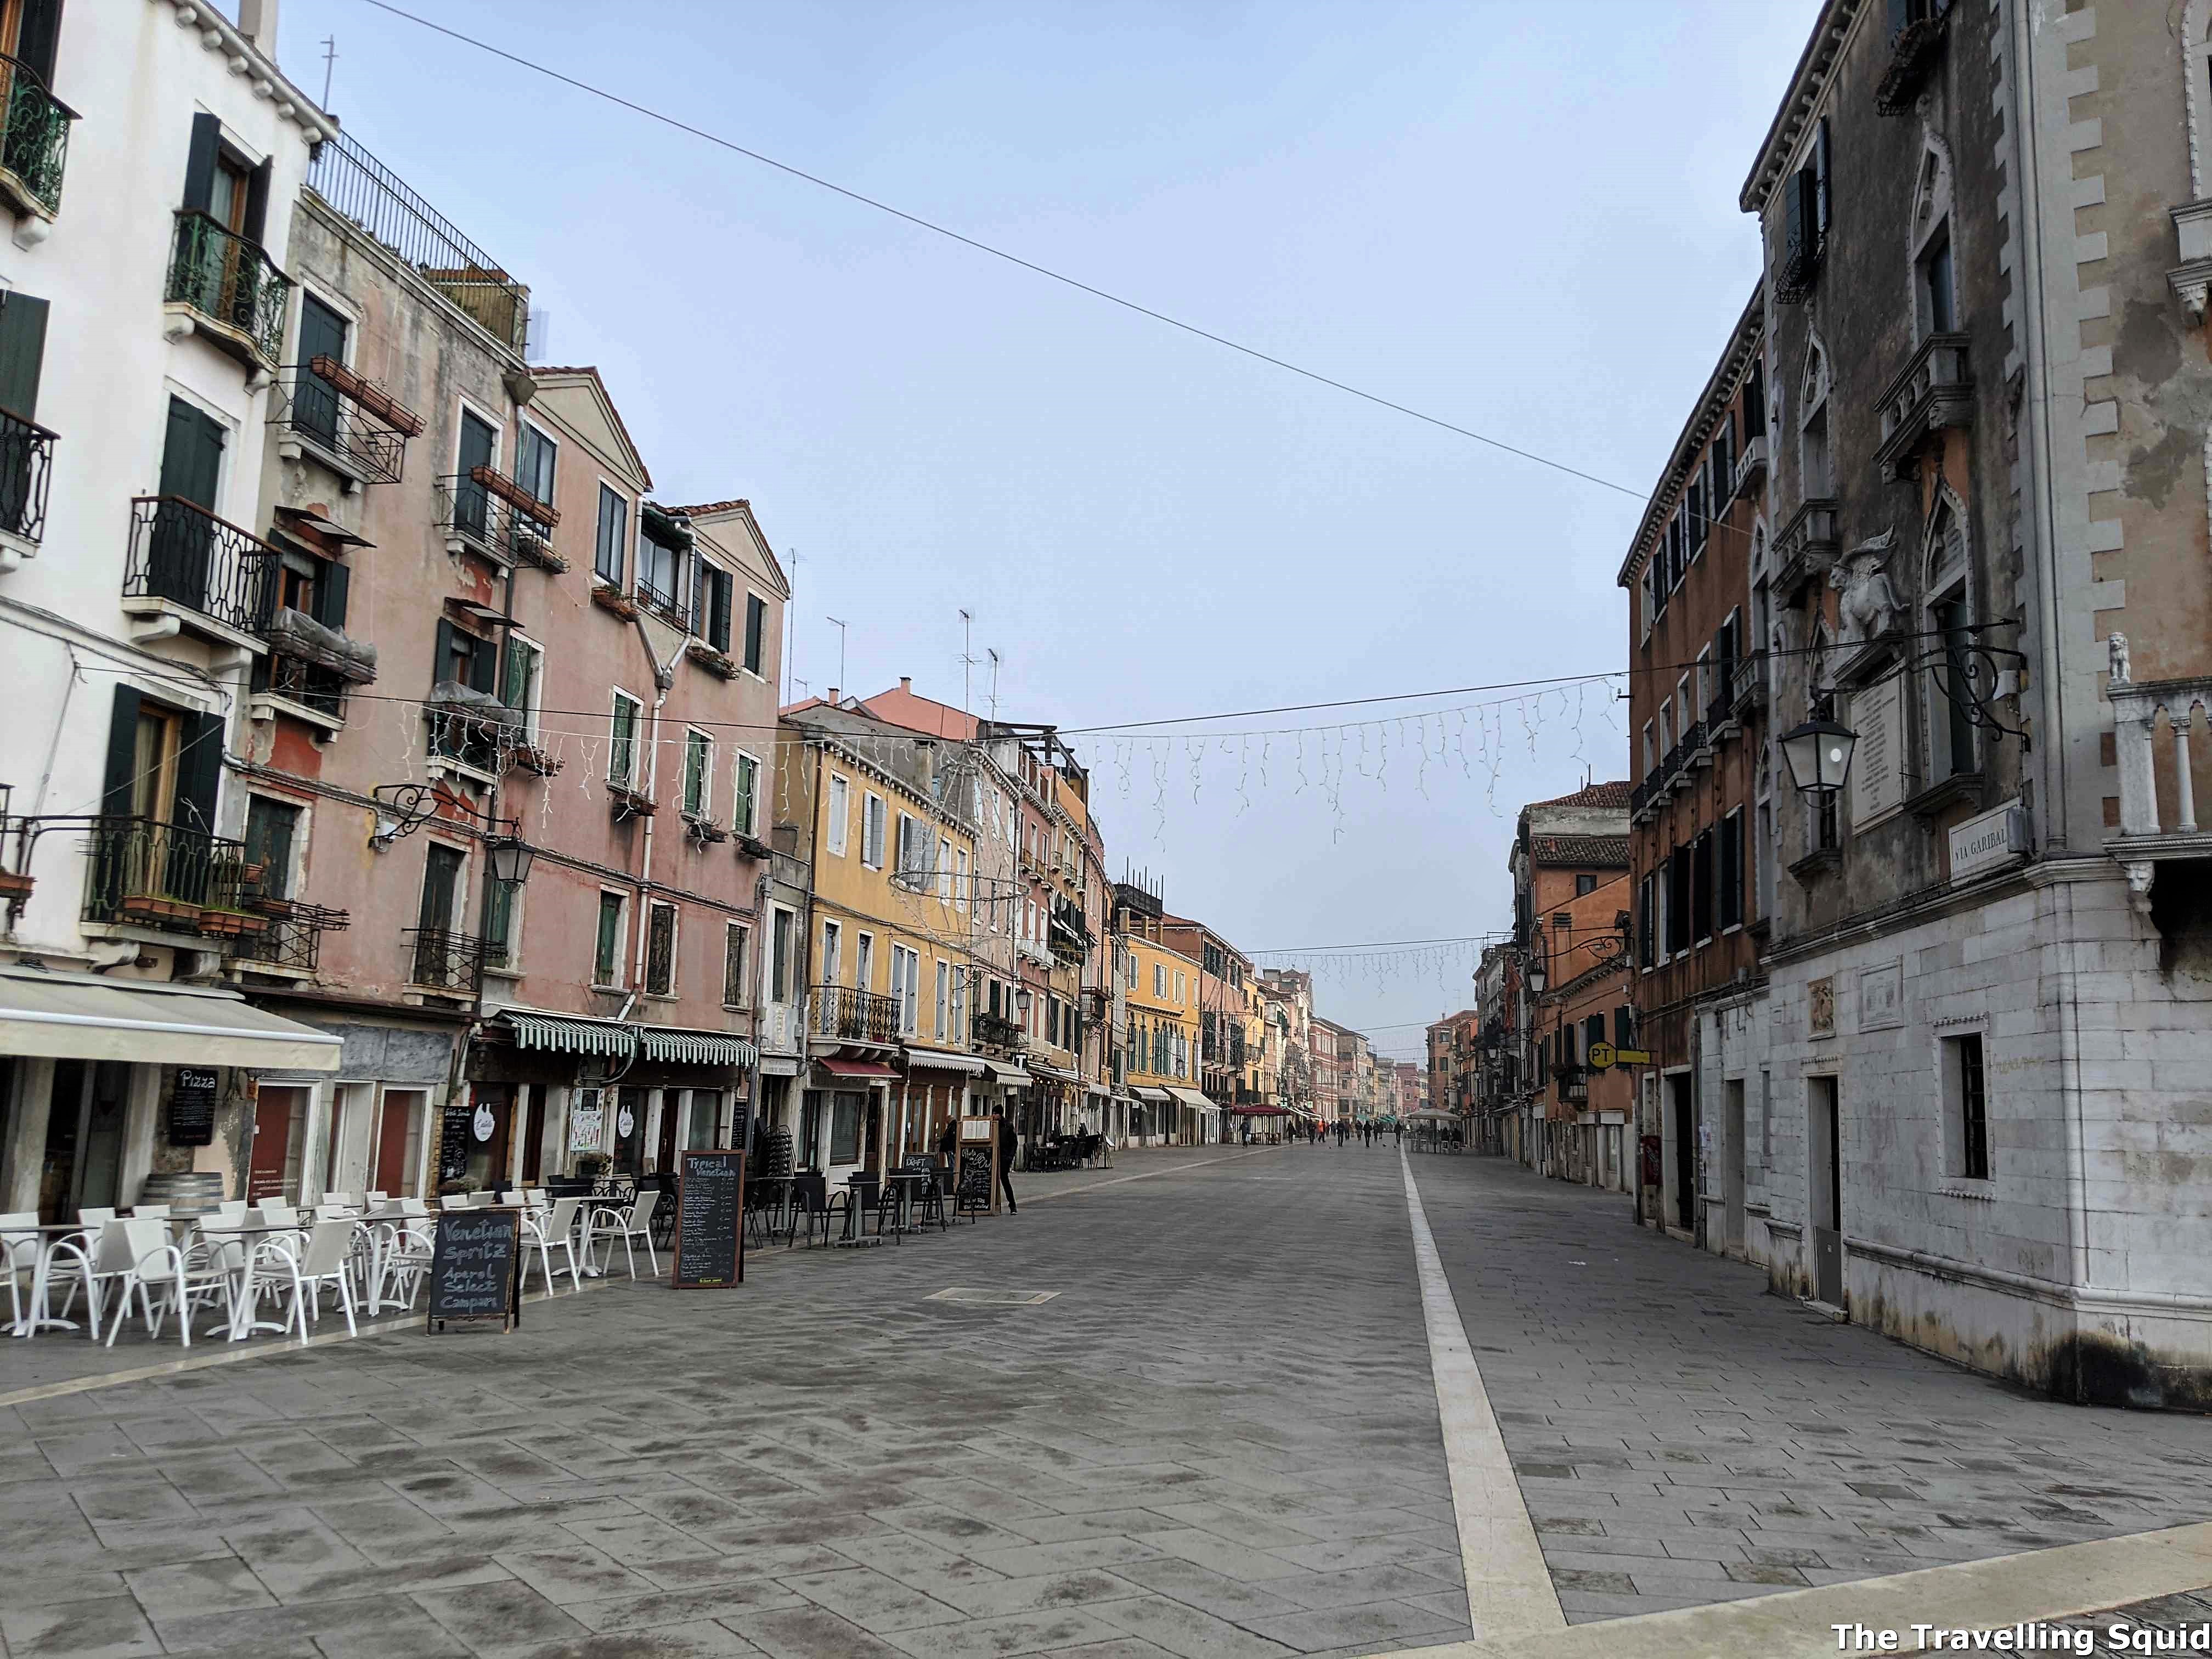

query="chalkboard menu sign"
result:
[437,1102,473,1182]
[168,1067,218,1147]
[673,1149,746,1289]
[426,1207,522,1333]
[955,1118,997,1217]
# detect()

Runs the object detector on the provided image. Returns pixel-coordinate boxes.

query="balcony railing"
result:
[256,651,352,724]
[1774,498,1839,602]
[436,470,557,568]
[1730,435,1767,503]
[1876,0,1954,115]
[971,1008,1025,1054]
[1731,653,1769,716]
[83,818,248,932]
[406,927,486,994]
[0,55,70,220]
[232,901,350,973]
[123,496,278,637]
[1875,333,1973,478]
[166,212,290,368]
[634,573,690,631]
[0,405,54,544]
[272,359,419,485]
[305,129,529,354]
[816,982,900,1044]
[2108,676,2212,872]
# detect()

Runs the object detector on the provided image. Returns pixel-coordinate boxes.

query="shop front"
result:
[803,1056,896,1186]
[1131,1085,1171,1146]
[1167,1085,1216,1146]
[899,1046,985,1163]
[0,964,341,1220]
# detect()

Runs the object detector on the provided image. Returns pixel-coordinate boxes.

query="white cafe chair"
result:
[586,1189,661,1280]
[525,1197,583,1296]
[103,1219,231,1348]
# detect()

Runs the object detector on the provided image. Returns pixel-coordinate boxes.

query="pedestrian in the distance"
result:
[992,1109,1019,1214]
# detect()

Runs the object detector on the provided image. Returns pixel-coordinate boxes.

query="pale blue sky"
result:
[272,1,1816,1057]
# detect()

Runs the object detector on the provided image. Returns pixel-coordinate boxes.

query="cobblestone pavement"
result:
[0,1141,1470,1659]
[1407,1152,2212,1629]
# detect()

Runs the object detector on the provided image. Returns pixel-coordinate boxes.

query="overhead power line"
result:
[354,0,1657,509]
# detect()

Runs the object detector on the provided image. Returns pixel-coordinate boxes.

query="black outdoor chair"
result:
[786,1172,834,1247]
[899,1158,948,1233]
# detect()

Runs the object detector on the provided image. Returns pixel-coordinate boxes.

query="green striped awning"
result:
[503,1013,636,1058]
[639,1029,757,1067]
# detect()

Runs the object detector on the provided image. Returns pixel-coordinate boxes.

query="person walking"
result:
[992,1109,1019,1215]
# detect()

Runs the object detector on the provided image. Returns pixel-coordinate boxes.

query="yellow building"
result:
[1118,927,1206,1146]
[775,706,980,1182]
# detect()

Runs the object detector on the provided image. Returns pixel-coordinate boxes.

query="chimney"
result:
[900,676,912,693]
[826,687,839,706]
[237,0,280,53]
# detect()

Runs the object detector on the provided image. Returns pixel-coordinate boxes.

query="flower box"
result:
[590,583,637,620]
[507,742,565,777]
[0,870,32,902]
[685,641,738,679]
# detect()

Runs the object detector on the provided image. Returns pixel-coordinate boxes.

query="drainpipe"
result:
[627,613,679,995]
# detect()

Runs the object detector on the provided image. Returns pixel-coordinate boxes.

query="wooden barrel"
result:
[136,1170,227,1216]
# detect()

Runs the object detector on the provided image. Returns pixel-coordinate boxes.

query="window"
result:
[1719,809,1744,930]
[1665,851,1690,956]
[638,522,684,614]
[1637,874,1655,968]
[895,813,932,883]
[1575,873,1597,898]
[1756,797,1775,918]
[770,906,792,1001]
[732,753,760,838]
[1782,115,1831,281]
[820,919,842,985]
[862,793,886,868]
[698,565,735,653]
[1800,342,1832,498]
[501,635,541,738]
[608,691,641,788]
[1921,228,1955,335]
[483,868,518,970]
[595,484,627,585]
[934,959,949,1039]
[1695,647,1713,714]
[515,423,556,508]
[1943,1031,1990,1180]
[242,795,300,902]
[1691,831,1714,944]
[826,775,850,856]
[890,944,919,1034]
[1641,722,1655,777]
[682,730,711,818]
[744,592,766,675]
[951,966,966,1035]
[723,922,749,1008]
[645,901,678,996]
[292,292,347,451]
[938,837,953,900]
[855,933,874,994]
[830,1093,862,1165]
[594,891,627,986]
[1154,963,1166,998]
[955,847,968,911]
[1926,503,1977,782]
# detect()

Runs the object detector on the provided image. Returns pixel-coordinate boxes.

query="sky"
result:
[266,0,1816,1062]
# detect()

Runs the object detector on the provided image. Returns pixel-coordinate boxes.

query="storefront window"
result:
[613,1086,647,1174]
[686,1090,723,1150]
[830,1091,864,1164]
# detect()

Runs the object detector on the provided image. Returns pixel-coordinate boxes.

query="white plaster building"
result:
[0,1,343,1220]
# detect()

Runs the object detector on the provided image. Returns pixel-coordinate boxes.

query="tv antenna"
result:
[826,615,847,699]
[986,648,1001,722]
[319,36,338,109]
[958,608,977,719]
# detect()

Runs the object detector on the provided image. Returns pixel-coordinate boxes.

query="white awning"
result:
[1167,1086,1216,1112]
[1026,1061,1079,1083]
[984,1060,1032,1085]
[904,1046,986,1075]
[0,967,342,1069]
[640,1028,757,1066]
[1133,1086,1172,1103]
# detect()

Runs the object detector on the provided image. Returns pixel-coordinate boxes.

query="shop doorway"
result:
[37,1060,131,1223]
[685,1089,723,1152]
[249,1084,311,1202]
[521,1085,547,1183]
[1723,1079,1746,1255]
[465,1083,514,1190]
[1666,1071,1696,1231]
[612,1087,647,1175]
[1809,1077,1844,1307]
[373,1088,426,1196]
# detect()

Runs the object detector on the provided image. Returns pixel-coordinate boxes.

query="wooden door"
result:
[373,1088,421,1197]
[249,1085,301,1201]
[521,1085,546,1183]
[654,1090,681,1173]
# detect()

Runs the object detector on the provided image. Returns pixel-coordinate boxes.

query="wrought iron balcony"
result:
[0,55,70,222]
[1705,687,1737,743]
[0,404,54,544]
[232,900,351,973]
[436,469,558,568]
[1875,0,1954,116]
[1774,498,1839,602]
[971,1008,1025,1054]
[83,817,249,933]
[634,572,690,631]
[423,682,521,777]
[272,358,421,486]
[165,212,290,370]
[406,926,486,994]
[255,650,352,725]
[123,496,278,639]
[1874,333,1973,479]
[815,982,900,1045]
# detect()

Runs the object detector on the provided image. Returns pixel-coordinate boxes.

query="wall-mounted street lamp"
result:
[1779,703,1859,800]
[484,834,536,887]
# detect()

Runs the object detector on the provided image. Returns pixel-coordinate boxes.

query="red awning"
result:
[1228,1104,1291,1116]
[817,1058,896,1080]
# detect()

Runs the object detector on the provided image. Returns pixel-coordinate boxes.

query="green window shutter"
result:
[314,557,349,631]
[470,634,496,695]
[159,396,224,508]
[101,686,140,819]
[244,157,272,245]
[744,593,764,674]
[0,291,49,421]
[432,618,459,691]
[181,112,220,215]
[177,709,225,834]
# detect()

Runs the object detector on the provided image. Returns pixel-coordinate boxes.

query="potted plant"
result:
[0,869,36,902]
[590,582,637,620]
[574,1152,611,1177]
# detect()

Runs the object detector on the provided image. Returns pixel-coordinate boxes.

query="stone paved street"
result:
[3,1145,2209,1659]
[1408,1153,2212,1626]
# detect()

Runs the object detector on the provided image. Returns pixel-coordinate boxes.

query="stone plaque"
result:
[1949,799,2027,884]
[1809,975,1836,1039]
[1859,960,1903,1031]
[1848,678,1906,830]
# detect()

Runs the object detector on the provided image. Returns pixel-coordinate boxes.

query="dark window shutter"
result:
[315,557,349,631]
[1614,1005,1632,1047]
[707,569,732,653]
[1782,167,1805,263]
[0,290,49,421]
[16,0,62,88]
[178,709,224,834]
[244,157,272,244]
[1720,814,1743,929]
[1887,0,1911,40]
[744,592,765,674]
[101,685,140,818]
[470,630,496,695]
[432,618,459,691]
[182,112,221,215]
[1814,118,1832,235]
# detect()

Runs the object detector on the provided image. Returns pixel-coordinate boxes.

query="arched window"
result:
[1923,493,1977,782]
[1910,135,1958,339]
[1799,335,1832,498]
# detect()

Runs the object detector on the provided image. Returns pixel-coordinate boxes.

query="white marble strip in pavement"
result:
[1398,1144,1568,1645]
[1380,1521,2212,1658]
